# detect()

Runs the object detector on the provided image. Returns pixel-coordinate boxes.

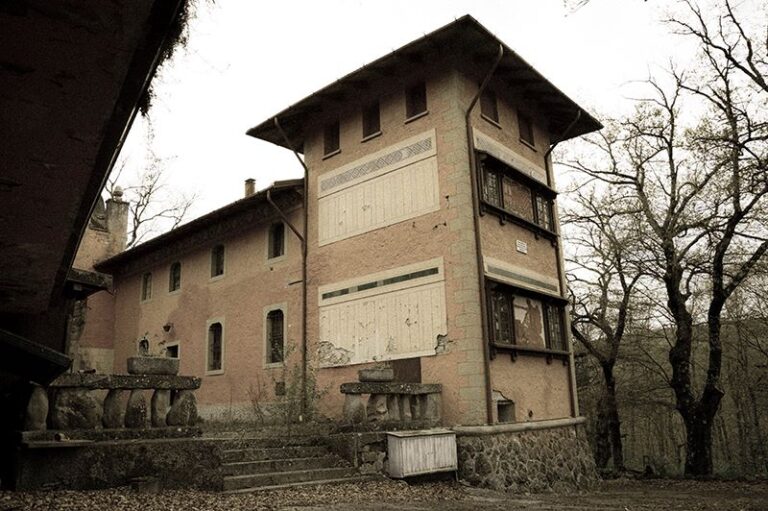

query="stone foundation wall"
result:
[10,437,222,491]
[326,431,387,475]
[456,418,597,493]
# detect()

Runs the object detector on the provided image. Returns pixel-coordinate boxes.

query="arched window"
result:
[207,322,223,372]
[266,310,284,364]
[169,262,181,292]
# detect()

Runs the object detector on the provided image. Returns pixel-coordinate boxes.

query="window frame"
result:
[267,222,286,261]
[362,100,381,141]
[478,153,558,238]
[140,272,152,302]
[168,261,182,293]
[264,304,287,368]
[323,120,340,158]
[405,81,428,121]
[205,319,224,375]
[486,280,569,358]
[210,244,225,279]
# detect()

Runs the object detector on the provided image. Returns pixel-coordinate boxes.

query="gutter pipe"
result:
[269,117,310,418]
[466,44,504,425]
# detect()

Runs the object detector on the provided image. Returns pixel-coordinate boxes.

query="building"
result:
[84,16,601,429]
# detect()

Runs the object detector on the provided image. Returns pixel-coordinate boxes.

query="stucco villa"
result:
[75,16,601,434]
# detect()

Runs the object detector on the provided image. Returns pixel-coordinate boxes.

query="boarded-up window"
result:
[211,244,225,277]
[405,82,427,119]
[267,309,284,364]
[362,101,381,138]
[318,260,446,367]
[268,223,285,259]
[141,272,152,301]
[169,262,181,292]
[207,322,223,372]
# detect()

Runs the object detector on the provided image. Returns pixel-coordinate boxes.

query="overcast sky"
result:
[116,0,714,226]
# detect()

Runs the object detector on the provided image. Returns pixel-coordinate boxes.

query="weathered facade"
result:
[84,16,601,436]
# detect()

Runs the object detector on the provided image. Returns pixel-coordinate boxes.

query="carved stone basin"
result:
[127,356,179,375]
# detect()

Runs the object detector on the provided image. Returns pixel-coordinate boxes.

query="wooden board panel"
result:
[318,157,439,246]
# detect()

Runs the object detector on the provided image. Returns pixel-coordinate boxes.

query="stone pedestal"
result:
[51,389,102,429]
[103,389,126,428]
[343,394,366,424]
[151,389,171,427]
[167,390,197,426]
[366,394,388,421]
[125,390,148,428]
[24,384,49,431]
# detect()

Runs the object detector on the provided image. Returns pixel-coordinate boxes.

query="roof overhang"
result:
[247,15,601,152]
[0,0,185,315]
[95,179,305,275]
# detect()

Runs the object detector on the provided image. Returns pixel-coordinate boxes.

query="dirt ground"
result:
[2,479,767,511]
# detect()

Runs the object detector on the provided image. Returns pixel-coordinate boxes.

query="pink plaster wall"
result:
[111,208,304,419]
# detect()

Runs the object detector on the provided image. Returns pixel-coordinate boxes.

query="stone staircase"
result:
[220,436,374,493]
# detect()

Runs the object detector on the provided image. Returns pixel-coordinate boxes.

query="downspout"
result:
[544,109,582,418]
[466,44,504,425]
[270,117,310,418]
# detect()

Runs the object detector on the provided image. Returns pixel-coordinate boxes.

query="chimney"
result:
[244,178,256,197]
[106,187,130,254]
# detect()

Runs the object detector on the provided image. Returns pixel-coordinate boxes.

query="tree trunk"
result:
[604,364,625,472]
[684,410,716,476]
[593,393,611,470]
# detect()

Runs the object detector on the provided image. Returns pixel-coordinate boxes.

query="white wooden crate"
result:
[386,429,457,478]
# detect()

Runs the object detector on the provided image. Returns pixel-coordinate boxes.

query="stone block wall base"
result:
[9,437,222,491]
[456,421,598,493]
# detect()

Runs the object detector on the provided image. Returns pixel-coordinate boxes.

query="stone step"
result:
[223,466,359,491]
[218,436,323,450]
[223,474,380,494]
[222,455,343,476]
[223,445,330,463]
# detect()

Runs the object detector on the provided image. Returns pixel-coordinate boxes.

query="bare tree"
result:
[566,184,646,473]
[106,148,196,249]
[564,0,768,475]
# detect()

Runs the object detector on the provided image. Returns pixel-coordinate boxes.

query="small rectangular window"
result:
[165,344,179,359]
[207,322,223,372]
[268,223,285,259]
[169,262,181,292]
[518,111,534,146]
[141,272,152,301]
[211,244,225,278]
[267,309,284,364]
[480,90,499,124]
[405,82,427,119]
[323,120,340,156]
[362,101,381,139]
